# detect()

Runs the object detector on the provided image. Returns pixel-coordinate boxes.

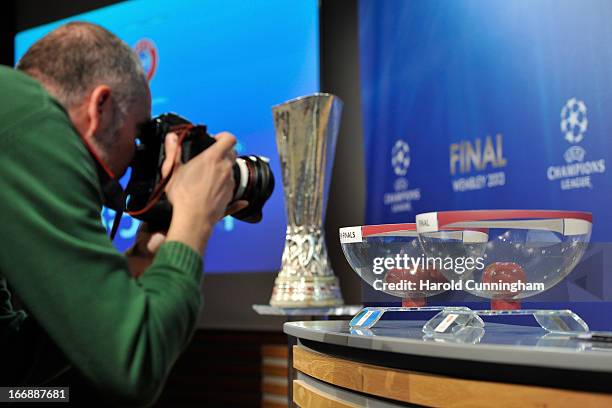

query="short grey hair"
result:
[17,21,147,122]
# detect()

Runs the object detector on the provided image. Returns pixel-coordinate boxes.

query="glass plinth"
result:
[349,306,472,330]
[423,326,486,344]
[423,308,589,336]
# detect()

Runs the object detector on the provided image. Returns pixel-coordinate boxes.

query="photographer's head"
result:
[17,22,151,176]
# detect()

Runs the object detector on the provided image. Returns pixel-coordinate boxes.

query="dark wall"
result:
[8,0,365,330]
[0,1,16,65]
[14,0,119,31]
[156,329,286,407]
[320,0,365,307]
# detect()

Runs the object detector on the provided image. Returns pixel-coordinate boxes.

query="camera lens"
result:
[232,155,275,223]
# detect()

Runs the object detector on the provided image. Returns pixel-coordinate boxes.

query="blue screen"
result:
[359,0,612,329]
[15,0,320,273]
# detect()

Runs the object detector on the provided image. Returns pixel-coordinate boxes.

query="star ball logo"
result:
[134,39,158,82]
[560,98,588,144]
[383,139,421,214]
[391,139,411,176]
[546,97,606,190]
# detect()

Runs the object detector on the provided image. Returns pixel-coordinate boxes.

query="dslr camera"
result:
[125,113,274,231]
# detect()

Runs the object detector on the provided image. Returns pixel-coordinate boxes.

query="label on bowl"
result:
[416,212,439,233]
[434,313,459,333]
[340,227,362,243]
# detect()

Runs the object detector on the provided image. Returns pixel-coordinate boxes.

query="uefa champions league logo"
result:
[560,98,588,144]
[560,98,588,164]
[391,139,411,176]
[385,138,420,213]
[134,39,158,82]
[547,97,606,190]
[564,146,586,163]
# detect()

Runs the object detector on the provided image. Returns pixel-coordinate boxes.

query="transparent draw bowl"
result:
[416,210,592,309]
[339,223,454,306]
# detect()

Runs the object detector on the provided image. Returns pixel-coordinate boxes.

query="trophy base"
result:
[270,276,344,307]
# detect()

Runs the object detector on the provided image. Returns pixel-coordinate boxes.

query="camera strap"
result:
[98,170,126,240]
[79,132,126,240]
[126,124,193,218]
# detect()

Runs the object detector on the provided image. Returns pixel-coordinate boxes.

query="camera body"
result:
[126,113,274,231]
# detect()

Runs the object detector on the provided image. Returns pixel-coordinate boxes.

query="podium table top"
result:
[284,319,612,374]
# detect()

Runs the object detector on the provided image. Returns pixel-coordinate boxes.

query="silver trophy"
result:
[269,93,344,307]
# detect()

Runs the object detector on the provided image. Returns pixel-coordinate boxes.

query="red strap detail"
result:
[127,124,193,217]
[361,223,489,237]
[362,223,416,237]
[437,210,592,228]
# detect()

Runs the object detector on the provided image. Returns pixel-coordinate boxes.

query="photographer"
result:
[0,22,244,405]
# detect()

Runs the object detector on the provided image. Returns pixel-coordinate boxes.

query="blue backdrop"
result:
[16,0,320,273]
[359,0,612,329]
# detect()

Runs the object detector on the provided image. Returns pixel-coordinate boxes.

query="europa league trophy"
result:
[269,93,344,307]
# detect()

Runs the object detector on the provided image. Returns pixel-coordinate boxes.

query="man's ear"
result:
[84,85,113,140]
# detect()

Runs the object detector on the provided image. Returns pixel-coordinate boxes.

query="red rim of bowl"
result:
[339,223,488,238]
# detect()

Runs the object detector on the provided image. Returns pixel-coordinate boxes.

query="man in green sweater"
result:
[0,22,244,405]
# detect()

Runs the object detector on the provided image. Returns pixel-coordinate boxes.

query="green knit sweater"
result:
[0,66,203,406]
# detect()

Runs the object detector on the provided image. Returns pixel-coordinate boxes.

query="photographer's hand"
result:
[163,131,246,255]
[126,223,166,277]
